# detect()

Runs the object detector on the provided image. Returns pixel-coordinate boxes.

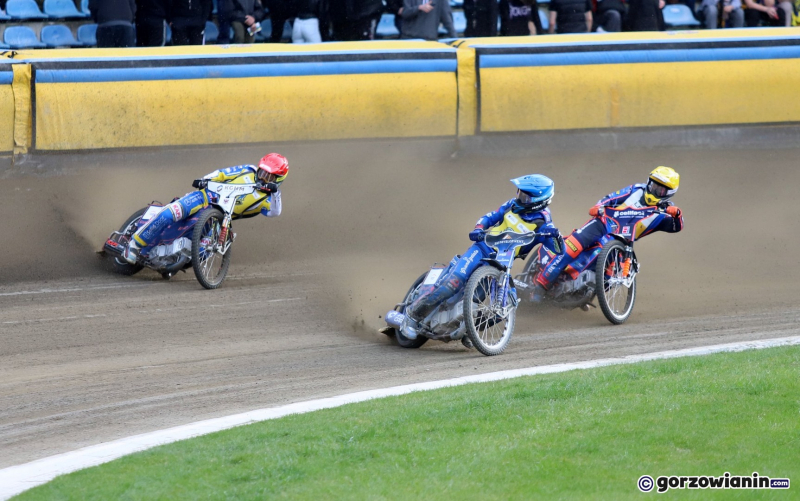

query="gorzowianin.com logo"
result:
[638,473,790,493]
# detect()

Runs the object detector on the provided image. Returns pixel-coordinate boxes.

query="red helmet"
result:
[257,153,289,183]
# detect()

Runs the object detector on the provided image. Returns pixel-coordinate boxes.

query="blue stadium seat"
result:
[212,0,217,14]
[449,0,464,6]
[452,10,466,34]
[41,24,84,47]
[662,4,701,27]
[6,0,48,19]
[539,9,549,30]
[81,0,90,15]
[77,23,96,46]
[3,26,47,48]
[166,23,172,44]
[377,13,400,38]
[0,41,9,49]
[44,0,90,18]
[205,20,219,43]
[0,9,11,20]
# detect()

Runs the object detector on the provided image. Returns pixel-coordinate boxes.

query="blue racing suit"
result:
[407,199,562,321]
[538,183,684,287]
[132,165,282,249]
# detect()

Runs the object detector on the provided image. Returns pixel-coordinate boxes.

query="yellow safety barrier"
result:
[15,41,458,151]
[458,28,800,134]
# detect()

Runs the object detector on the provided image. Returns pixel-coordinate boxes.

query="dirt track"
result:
[1,140,799,468]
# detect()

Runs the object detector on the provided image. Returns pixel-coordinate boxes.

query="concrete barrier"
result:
[13,42,458,151]
[457,28,800,135]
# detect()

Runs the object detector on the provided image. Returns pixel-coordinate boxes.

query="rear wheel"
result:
[111,207,147,276]
[191,208,232,290]
[595,239,636,324]
[394,272,428,349]
[464,266,515,356]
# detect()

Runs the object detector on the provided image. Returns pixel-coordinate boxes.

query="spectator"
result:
[625,0,664,30]
[595,0,625,31]
[224,0,266,43]
[548,0,592,33]
[744,0,792,26]
[218,0,232,43]
[330,0,383,40]
[401,0,456,39]
[700,0,743,28]
[499,0,543,35]
[136,0,168,47]
[89,0,136,48]
[293,0,323,42]
[386,0,404,33]
[170,0,213,45]
[266,0,295,42]
[464,0,499,36]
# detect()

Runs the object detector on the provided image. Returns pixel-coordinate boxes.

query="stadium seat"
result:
[80,0,90,15]
[3,26,47,48]
[77,23,96,46]
[41,24,84,47]
[166,23,172,44]
[205,20,219,43]
[44,0,90,18]
[453,10,467,34]
[212,0,217,14]
[0,9,11,20]
[376,13,400,38]
[449,0,464,6]
[0,41,9,49]
[539,9,549,30]
[662,4,701,28]
[6,0,48,19]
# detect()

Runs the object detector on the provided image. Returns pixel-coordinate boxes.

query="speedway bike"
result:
[102,182,257,289]
[515,205,667,324]
[382,227,541,356]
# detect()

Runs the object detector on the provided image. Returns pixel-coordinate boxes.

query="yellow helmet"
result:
[644,166,679,206]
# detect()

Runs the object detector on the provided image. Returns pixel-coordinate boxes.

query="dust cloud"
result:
[2,140,799,333]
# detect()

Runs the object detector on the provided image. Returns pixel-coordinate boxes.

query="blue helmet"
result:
[510,174,554,213]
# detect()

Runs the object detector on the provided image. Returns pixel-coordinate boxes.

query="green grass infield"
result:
[18,346,800,500]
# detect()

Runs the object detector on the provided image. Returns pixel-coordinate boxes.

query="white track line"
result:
[1,335,799,500]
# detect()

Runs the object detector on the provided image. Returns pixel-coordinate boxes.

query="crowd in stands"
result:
[0,0,797,50]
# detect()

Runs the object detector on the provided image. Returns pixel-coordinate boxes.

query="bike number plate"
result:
[423,268,445,285]
[142,206,162,221]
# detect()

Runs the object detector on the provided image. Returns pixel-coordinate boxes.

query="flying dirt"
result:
[1,139,799,467]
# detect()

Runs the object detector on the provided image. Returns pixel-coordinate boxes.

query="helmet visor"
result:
[517,189,535,206]
[258,170,278,183]
[647,179,671,199]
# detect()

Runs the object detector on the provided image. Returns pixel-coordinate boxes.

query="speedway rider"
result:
[123,153,289,264]
[532,166,684,301]
[403,174,564,340]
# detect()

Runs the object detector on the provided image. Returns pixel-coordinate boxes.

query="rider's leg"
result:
[406,243,491,322]
[535,219,606,294]
[124,191,207,263]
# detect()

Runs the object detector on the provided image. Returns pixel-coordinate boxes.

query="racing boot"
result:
[123,241,141,265]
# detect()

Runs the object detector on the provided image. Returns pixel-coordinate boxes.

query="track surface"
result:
[2,141,799,468]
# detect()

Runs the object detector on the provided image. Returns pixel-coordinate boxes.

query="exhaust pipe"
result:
[385,310,405,328]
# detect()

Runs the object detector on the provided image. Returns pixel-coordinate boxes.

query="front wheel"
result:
[595,239,636,324]
[464,266,515,356]
[191,208,232,290]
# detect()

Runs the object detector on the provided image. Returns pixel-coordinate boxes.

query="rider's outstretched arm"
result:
[261,190,282,217]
